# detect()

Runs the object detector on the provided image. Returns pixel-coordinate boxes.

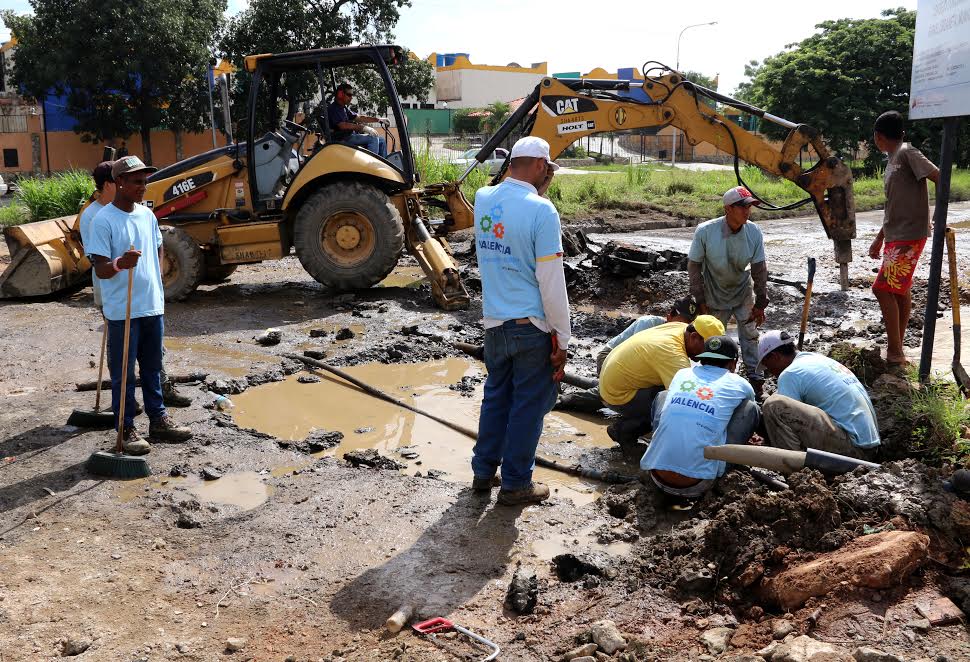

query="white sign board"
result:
[909,0,970,119]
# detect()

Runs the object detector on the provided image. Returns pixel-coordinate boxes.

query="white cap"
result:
[510,136,560,171]
[723,185,757,206]
[756,330,796,369]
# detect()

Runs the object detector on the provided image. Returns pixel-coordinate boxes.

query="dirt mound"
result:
[832,459,970,543]
[626,461,970,610]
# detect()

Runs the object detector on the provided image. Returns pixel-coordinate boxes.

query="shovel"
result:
[67,319,115,428]
[946,228,969,396]
[797,257,816,351]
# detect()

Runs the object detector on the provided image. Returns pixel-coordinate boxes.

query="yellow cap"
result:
[692,314,725,340]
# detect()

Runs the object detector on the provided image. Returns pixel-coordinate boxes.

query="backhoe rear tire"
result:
[292,182,404,291]
[161,225,204,301]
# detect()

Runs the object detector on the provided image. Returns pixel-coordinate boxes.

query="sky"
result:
[3,0,919,95]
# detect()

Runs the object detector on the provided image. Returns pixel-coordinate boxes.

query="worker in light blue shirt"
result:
[757,330,880,459]
[87,156,192,454]
[79,161,116,310]
[688,186,769,396]
[641,335,760,499]
[472,136,571,507]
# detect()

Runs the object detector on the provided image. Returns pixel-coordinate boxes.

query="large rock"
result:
[505,564,538,615]
[699,627,734,655]
[562,643,598,661]
[590,619,626,655]
[761,531,929,610]
[852,648,903,662]
[771,635,853,662]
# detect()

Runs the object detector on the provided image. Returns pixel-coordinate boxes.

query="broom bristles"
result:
[86,450,151,479]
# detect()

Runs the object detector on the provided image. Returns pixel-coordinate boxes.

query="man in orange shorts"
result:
[870,111,940,366]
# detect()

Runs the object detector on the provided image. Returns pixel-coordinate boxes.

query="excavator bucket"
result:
[0,216,89,298]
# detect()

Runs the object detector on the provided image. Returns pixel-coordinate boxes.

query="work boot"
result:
[497,482,550,506]
[607,421,641,446]
[122,427,151,456]
[162,381,192,408]
[148,416,193,442]
[472,475,502,492]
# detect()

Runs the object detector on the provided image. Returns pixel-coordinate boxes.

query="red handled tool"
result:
[551,334,565,382]
[412,617,500,661]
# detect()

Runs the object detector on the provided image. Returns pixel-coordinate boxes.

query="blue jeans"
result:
[108,315,166,429]
[473,322,558,490]
[709,289,762,381]
[341,133,387,157]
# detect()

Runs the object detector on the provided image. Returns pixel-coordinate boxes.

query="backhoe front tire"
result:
[293,182,404,291]
[161,225,204,301]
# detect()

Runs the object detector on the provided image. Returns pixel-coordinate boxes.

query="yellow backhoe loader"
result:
[0,51,855,308]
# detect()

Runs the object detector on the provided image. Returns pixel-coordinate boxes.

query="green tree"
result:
[220,0,433,137]
[2,0,224,165]
[735,8,969,170]
[483,101,511,134]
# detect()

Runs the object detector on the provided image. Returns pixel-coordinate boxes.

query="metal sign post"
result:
[918,116,961,383]
[910,0,969,382]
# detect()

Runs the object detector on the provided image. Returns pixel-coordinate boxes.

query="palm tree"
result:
[483,101,511,134]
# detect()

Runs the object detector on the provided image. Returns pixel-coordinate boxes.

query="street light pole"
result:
[671,20,717,167]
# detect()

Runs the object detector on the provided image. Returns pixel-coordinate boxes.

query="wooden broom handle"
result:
[115,245,135,453]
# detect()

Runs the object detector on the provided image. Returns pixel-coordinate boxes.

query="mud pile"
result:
[620,460,970,611]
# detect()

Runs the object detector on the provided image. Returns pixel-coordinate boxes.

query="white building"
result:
[427,53,547,109]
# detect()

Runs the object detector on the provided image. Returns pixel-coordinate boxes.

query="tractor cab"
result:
[243,45,416,211]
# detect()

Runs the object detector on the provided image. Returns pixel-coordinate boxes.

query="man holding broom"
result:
[87,156,192,454]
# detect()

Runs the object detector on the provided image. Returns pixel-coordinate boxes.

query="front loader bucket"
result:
[0,216,90,299]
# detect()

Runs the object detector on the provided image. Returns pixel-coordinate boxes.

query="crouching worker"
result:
[599,314,724,445]
[640,335,760,498]
[556,296,699,415]
[757,331,880,460]
[87,156,193,454]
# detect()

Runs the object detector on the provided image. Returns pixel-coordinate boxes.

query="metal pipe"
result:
[762,112,799,130]
[919,116,961,383]
[456,161,480,185]
[206,63,217,149]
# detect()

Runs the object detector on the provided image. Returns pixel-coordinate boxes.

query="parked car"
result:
[450,147,509,175]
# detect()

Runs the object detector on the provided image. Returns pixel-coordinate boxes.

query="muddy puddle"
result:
[527,523,633,561]
[115,471,273,511]
[165,337,270,378]
[376,265,427,289]
[233,359,619,504]
[905,304,970,378]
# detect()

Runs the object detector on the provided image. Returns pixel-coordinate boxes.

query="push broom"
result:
[87,246,151,478]
[66,316,115,428]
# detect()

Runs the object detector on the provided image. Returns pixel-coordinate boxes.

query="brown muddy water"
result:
[165,337,270,377]
[375,265,427,288]
[232,359,617,504]
[115,471,274,511]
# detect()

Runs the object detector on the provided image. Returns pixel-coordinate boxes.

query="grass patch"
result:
[907,380,970,465]
[534,163,970,221]
[13,170,94,223]
[0,203,31,227]
[413,148,490,204]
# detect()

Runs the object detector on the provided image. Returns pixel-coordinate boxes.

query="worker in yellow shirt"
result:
[599,315,725,445]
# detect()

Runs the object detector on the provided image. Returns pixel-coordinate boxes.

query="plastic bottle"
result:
[214,395,234,411]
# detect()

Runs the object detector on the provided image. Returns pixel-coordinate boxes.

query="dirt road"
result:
[2,202,969,660]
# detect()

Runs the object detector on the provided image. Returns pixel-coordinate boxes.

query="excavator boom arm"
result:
[462,73,855,288]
